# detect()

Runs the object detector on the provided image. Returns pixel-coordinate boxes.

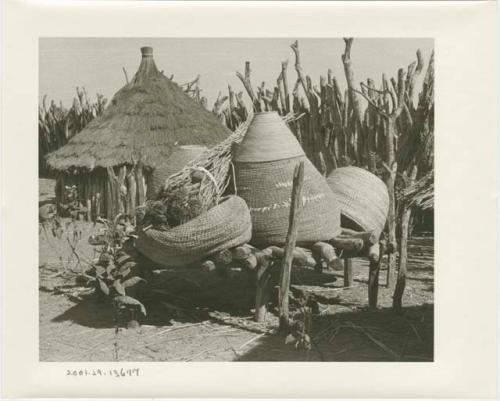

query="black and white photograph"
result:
[38,37,435,362]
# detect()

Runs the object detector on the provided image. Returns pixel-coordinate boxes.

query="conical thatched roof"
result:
[46,47,230,171]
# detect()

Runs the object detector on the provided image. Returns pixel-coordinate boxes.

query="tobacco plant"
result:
[87,214,147,328]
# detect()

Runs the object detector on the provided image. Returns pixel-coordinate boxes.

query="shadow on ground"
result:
[50,264,343,328]
[236,304,434,362]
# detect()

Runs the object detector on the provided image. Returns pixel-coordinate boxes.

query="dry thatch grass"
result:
[46,48,231,172]
[39,88,106,175]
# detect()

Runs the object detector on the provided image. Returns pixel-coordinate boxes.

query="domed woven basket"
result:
[326,166,389,238]
[148,145,207,199]
[135,195,252,267]
[234,112,341,246]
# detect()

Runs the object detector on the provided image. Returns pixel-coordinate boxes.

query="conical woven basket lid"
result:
[234,112,304,163]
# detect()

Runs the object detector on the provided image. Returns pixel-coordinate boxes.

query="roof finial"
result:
[141,47,153,57]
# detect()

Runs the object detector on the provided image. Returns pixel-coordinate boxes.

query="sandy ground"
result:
[39,178,434,362]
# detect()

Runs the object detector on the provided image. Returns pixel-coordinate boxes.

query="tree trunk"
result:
[385,117,398,289]
[393,165,418,313]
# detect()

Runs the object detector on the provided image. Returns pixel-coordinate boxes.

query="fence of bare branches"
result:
[191,38,434,306]
[39,39,434,309]
[39,87,107,176]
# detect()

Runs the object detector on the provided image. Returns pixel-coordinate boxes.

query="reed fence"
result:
[39,87,107,176]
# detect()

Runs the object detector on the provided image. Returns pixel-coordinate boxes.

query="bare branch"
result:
[341,37,363,125]
[353,88,389,118]
[290,40,310,108]
[122,67,129,84]
[236,61,260,111]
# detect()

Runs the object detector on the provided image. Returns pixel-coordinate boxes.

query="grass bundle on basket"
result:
[138,112,298,231]
[135,195,252,267]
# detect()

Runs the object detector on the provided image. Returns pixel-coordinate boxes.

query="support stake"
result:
[278,161,305,333]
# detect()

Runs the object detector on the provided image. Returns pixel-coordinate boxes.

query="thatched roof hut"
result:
[46,46,230,219]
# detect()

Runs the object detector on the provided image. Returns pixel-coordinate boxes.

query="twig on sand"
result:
[398,328,412,360]
[346,321,399,360]
[155,321,209,336]
[238,333,266,351]
[224,335,240,358]
[313,321,337,341]
[329,327,341,344]
[297,285,355,293]
[66,237,91,267]
[407,321,423,343]
[181,348,216,362]
[144,329,239,348]
[176,345,235,362]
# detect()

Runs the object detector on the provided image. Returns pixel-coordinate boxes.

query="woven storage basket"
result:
[326,166,389,238]
[134,195,252,267]
[234,112,341,246]
[148,145,207,199]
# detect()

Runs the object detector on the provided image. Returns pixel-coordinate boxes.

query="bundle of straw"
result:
[139,112,298,230]
[157,112,299,212]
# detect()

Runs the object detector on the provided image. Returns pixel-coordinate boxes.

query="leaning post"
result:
[278,161,305,333]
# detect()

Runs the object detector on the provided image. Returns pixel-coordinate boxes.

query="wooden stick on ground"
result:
[262,246,315,268]
[278,161,305,333]
[311,241,343,270]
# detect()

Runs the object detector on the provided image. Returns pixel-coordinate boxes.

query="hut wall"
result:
[55,165,150,221]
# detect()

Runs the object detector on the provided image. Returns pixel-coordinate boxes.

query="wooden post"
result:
[105,170,115,219]
[91,195,96,222]
[95,192,101,219]
[393,166,418,313]
[117,166,127,215]
[255,257,273,322]
[385,137,398,290]
[127,168,137,223]
[135,164,145,206]
[86,199,91,221]
[344,258,354,287]
[278,161,305,333]
[368,242,383,308]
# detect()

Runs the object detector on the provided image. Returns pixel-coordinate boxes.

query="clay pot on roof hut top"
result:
[233,111,341,247]
[46,47,230,219]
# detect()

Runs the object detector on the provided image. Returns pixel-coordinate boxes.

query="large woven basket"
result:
[234,112,341,246]
[148,145,207,199]
[326,166,389,238]
[134,195,252,267]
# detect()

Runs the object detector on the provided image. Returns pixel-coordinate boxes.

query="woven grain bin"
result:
[135,195,252,267]
[326,166,389,238]
[234,112,341,246]
[148,145,207,199]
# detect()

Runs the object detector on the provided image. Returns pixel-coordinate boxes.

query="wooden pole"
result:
[255,257,273,322]
[393,165,418,313]
[117,165,127,215]
[95,192,101,219]
[368,242,383,308]
[86,199,91,221]
[278,161,305,333]
[135,164,145,206]
[344,259,354,287]
[127,168,137,223]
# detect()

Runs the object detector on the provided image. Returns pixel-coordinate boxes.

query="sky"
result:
[39,38,434,108]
